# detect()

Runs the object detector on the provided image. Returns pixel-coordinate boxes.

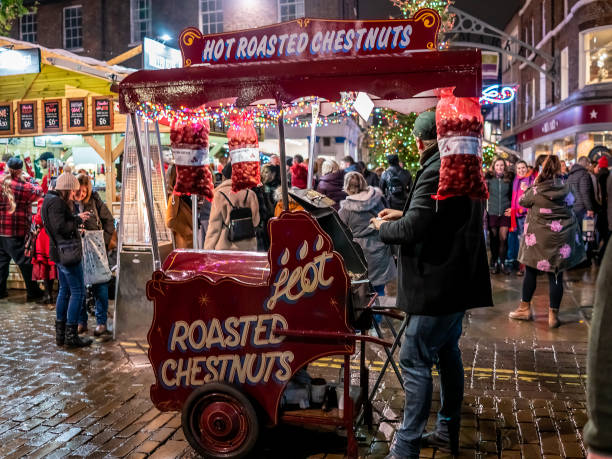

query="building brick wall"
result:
[8,0,360,68]
[501,0,612,139]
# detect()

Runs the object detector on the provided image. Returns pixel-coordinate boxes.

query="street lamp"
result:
[159,34,171,44]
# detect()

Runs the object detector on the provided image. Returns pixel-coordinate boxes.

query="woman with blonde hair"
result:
[0,157,45,301]
[338,171,396,299]
[74,173,115,337]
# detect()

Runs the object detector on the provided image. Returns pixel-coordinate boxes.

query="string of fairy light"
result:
[135,94,358,129]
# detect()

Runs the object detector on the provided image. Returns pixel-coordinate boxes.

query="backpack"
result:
[386,169,407,200]
[219,190,255,242]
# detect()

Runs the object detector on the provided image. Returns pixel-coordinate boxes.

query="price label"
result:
[68,99,87,131]
[43,100,62,132]
[0,103,13,135]
[19,102,37,133]
[93,97,113,130]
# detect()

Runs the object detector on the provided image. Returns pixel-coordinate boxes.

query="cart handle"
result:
[273,328,392,348]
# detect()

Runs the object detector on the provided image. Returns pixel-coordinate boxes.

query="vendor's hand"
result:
[78,212,91,221]
[587,210,595,218]
[378,208,403,221]
[504,208,512,217]
[369,217,387,231]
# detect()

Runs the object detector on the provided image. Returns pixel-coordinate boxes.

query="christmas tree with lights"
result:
[365,1,455,173]
[366,109,421,173]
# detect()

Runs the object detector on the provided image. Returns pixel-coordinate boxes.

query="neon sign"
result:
[480,84,518,105]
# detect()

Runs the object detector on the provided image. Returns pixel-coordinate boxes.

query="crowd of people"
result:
[0,155,115,349]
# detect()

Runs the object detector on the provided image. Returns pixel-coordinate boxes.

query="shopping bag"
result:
[82,229,112,285]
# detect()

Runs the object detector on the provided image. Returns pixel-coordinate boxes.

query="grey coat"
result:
[338,187,396,287]
[518,179,586,273]
[584,241,612,455]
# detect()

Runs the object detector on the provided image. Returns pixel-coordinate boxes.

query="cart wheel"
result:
[182,383,259,459]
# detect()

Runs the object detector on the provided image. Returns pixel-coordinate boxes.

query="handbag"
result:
[81,229,112,285]
[219,190,255,242]
[24,222,40,258]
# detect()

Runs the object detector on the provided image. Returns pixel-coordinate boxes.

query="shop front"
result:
[516,101,612,164]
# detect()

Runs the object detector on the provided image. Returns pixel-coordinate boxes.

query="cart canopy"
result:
[117,48,481,113]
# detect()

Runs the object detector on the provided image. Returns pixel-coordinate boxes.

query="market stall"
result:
[0,37,134,203]
[115,9,482,458]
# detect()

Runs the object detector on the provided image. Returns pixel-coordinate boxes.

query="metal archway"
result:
[444,7,558,85]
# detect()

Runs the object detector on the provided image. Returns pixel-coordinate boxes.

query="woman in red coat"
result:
[32,179,55,305]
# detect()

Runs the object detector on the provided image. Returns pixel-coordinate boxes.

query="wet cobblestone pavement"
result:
[0,266,596,458]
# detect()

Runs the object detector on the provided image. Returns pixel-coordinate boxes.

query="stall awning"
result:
[0,37,133,101]
[116,49,481,113]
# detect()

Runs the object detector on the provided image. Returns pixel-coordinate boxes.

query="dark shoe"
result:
[26,289,45,302]
[489,262,500,274]
[94,324,111,337]
[77,324,88,334]
[0,291,8,299]
[43,293,54,304]
[55,320,66,346]
[502,262,512,275]
[65,323,92,348]
[421,431,458,454]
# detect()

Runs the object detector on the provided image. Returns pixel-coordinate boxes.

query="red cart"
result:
[115,9,482,458]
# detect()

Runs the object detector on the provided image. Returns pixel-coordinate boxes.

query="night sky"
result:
[359,0,522,29]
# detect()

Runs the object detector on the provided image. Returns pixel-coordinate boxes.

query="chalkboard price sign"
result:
[0,103,13,135]
[18,101,37,133]
[43,100,62,132]
[67,98,87,131]
[93,97,113,130]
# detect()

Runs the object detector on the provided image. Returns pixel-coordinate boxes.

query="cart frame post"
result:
[306,101,319,189]
[191,195,199,249]
[130,113,161,269]
[277,110,289,211]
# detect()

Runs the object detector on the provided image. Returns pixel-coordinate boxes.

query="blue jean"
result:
[507,216,526,263]
[79,282,109,326]
[56,262,86,325]
[391,312,465,458]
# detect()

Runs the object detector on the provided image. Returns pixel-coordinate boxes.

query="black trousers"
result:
[521,266,564,309]
[0,236,39,296]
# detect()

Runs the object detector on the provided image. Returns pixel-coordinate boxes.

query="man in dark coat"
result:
[371,111,493,459]
[380,154,412,210]
[357,161,380,188]
[567,156,595,225]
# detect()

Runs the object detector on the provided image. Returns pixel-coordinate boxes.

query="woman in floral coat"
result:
[509,155,585,328]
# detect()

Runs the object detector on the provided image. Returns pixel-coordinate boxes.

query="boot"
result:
[509,301,533,320]
[55,320,66,346]
[65,323,93,348]
[78,323,88,334]
[502,260,512,275]
[490,260,500,274]
[516,264,525,276]
[548,308,561,329]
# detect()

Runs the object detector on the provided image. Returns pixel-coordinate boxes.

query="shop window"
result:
[200,0,223,34]
[561,47,569,99]
[63,5,83,50]
[552,136,575,163]
[20,12,36,43]
[279,0,305,22]
[130,0,151,44]
[582,26,612,86]
[540,67,546,110]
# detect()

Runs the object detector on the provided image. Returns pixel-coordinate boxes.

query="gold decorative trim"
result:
[181,28,202,47]
[415,11,438,28]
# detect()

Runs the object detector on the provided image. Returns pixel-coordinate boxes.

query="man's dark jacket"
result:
[379,145,493,315]
[567,164,594,214]
[380,165,412,210]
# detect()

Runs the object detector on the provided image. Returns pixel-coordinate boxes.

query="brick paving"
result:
[0,266,595,458]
